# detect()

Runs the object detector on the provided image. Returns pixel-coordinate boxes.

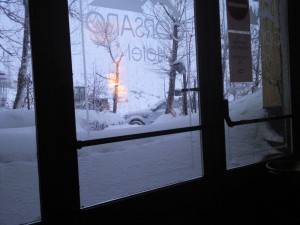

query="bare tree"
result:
[1,0,81,109]
[0,0,32,109]
[87,71,107,111]
[0,0,23,57]
[144,0,195,115]
[251,26,262,92]
[220,0,230,99]
[13,0,30,109]
[88,18,124,113]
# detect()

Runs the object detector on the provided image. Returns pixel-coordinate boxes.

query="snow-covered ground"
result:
[0,88,287,225]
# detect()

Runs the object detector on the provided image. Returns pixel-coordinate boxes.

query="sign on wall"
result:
[227,0,252,82]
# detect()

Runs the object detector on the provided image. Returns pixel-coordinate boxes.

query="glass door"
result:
[68,0,203,208]
[220,0,292,169]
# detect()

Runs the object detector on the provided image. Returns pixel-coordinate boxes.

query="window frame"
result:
[27,0,298,224]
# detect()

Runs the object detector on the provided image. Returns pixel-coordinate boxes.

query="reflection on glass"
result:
[78,131,202,207]
[220,0,292,168]
[220,0,291,121]
[69,0,199,140]
[0,1,41,224]
[68,0,202,207]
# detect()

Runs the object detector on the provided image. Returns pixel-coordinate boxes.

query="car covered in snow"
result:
[75,109,127,130]
[123,99,182,125]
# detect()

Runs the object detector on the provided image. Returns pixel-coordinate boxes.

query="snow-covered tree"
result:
[144,0,196,115]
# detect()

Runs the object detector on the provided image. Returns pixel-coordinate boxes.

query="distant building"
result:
[74,86,110,111]
[0,71,9,108]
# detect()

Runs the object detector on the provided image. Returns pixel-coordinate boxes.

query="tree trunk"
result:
[165,23,179,114]
[112,62,119,113]
[182,73,188,115]
[166,69,176,114]
[13,1,30,109]
[192,79,197,113]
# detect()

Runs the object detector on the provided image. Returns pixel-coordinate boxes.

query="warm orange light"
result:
[107,73,127,100]
[118,84,127,100]
[108,73,117,85]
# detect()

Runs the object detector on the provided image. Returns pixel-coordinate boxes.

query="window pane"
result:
[68,0,203,207]
[0,1,41,224]
[69,0,199,140]
[78,131,202,207]
[225,120,292,169]
[219,0,292,169]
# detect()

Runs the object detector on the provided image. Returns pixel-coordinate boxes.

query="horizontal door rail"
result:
[181,88,200,92]
[223,99,293,127]
[77,125,202,149]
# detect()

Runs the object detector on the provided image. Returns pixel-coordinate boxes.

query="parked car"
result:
[123,99,182,125]
[75,109,126,131]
